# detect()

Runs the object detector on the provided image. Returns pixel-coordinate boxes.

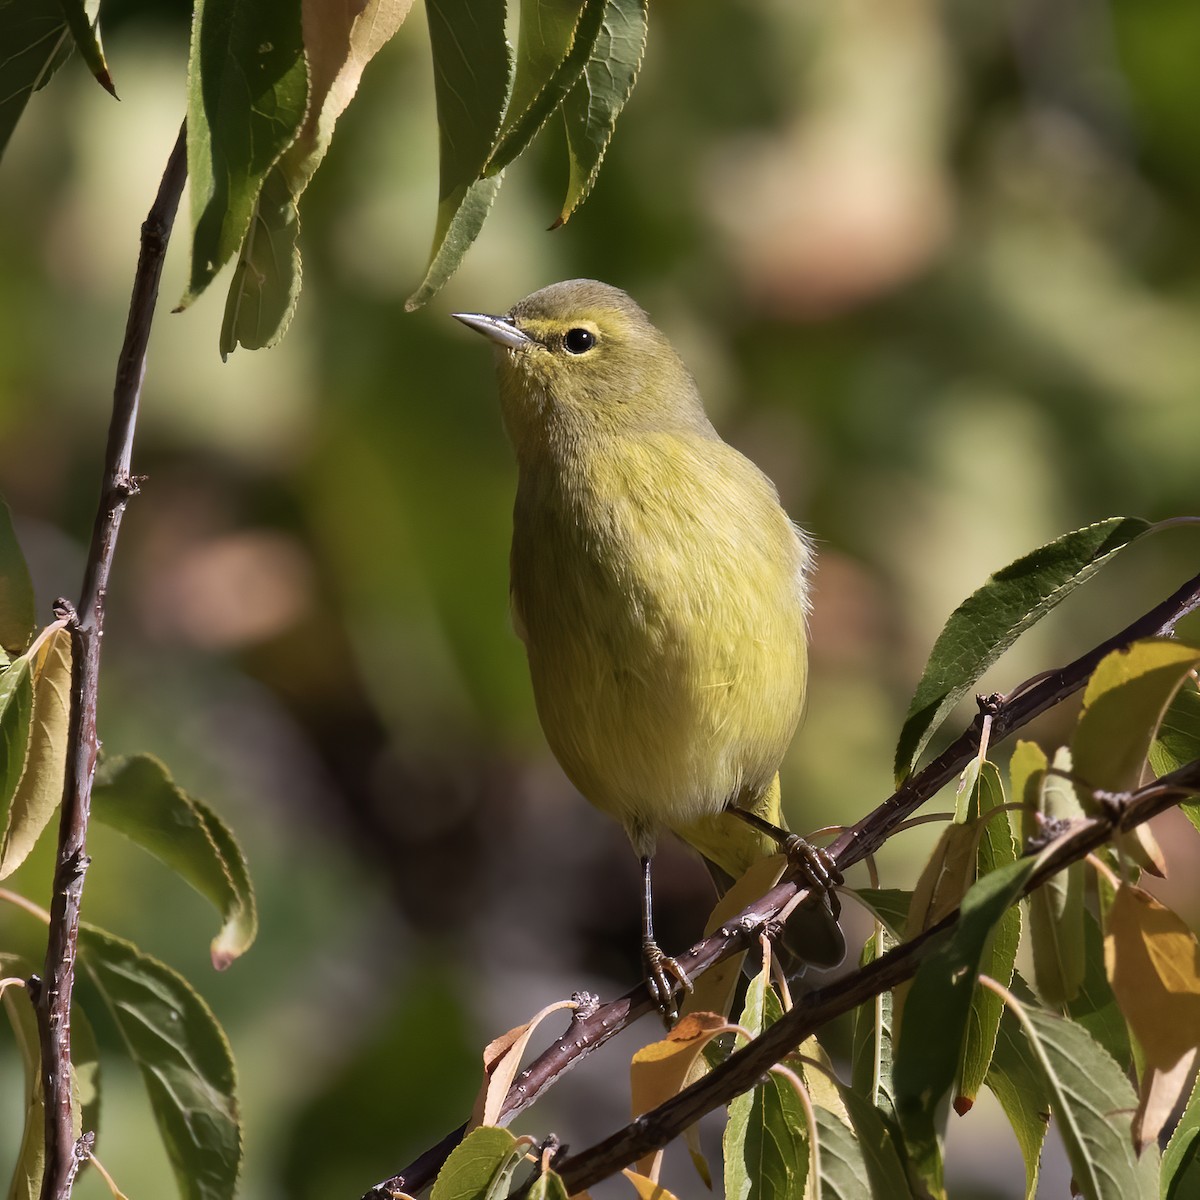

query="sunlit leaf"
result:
[557,0,648,225]
[1163,1064,1200,1200]
[221,0,415,354]
[183,0,309,306]
[78,926,241,1200]
[813,1104,871,1199]
[851,924,897,1124]
[984,1003,1050,1200]
[92,754,257,969]
[428,1125,524,1200]
[1150,679,1200,778]
[406,0,511,309]
[0,653,35,836]
[57,0,113,95]
[622,1171,679,1199]
[0,0,74,158]
[894,517,1150,782]
[526,1168,570,1200]
[1,626,72,878]
[0,499,35,654]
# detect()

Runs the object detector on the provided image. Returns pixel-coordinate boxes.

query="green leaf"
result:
[183,0,309,306]
[0,0,74,159]
[72,1002,101,1148]
[406,0,511,309]
[57,0,114,95]
[894,517,1151,783]
[1011,1003,1158,1200]
[1150,681,1200,778]
[958,763,1020,1108]
[0,499,34,655]
[526,1168,569,1200]
[1,626,72,878]
[92,754,257,969]
[851,925,898,1125]
[1163,1065,1200,1200]
[848,887,912,939]
[814,1105,871,1199]
[557,0,648,225]
[1066,913,1132,1072]
[484,0,605,176]
[1010,739,1048,852]
[0,654,35,837]
[2,963,43,1200]
[220,0,415,354]
[984,1004,1050,1200]
[78,925,241,1200]
[428,1126,524,1200]
[838,1086,913,1199]
[893,855,1041,1198]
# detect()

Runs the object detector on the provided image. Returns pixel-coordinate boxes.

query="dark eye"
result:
[563,327,596,354]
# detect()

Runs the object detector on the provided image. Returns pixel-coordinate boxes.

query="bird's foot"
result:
[642,937,692,1024]
[781,835,844,919]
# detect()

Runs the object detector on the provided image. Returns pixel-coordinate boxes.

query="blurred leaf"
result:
[526,1170,569,1200]
[1163,1064,1200,1200]
[484,0,605,176]
[183,0,309,306]
[78,925,241,1200]
[0,654,34,838]
[1010,1003,1157,1200]
[0,626,71,878]
[0,0,74,159]
[1028,747,1086,1005]
[958,762,1019,1109]
[904,821,978,938]
[0,499,34,654]
[894,517,1151,783]
[57,0,113,95]
[73,1002,101,1147]
[406,0,511,309]
[428,1126,523,1200]
[893,855,1039,1198]
[2,963,42,1200]
[221,0,415,354]
[92,754,257,969]
[1066,913,1132,1072]
[557,0,648,225]
[622,1171,678,1199]
[984,1004,1050,1200]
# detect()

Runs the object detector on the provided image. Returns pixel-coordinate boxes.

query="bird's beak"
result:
[452,311,533,350]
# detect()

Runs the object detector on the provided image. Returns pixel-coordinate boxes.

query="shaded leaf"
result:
[894,517,1150,782]
[1066,913,1132,1073]
[845,887,911,939]
[221,0,415,353]
[1,626,72,878]
[0,499,35,654]
[903,821,979,938]
[183,0,309,305]
[92,754,257,969]
[527,1169,570,1200]
[0,0,74,159]
[0,653,35,836]
[406,0,511,309]
[851,925,898,1124]
[557,0,648,225]
[2,961,42,1200]
[78,926,241,1200]
[57,0,113,95]
[428,1126,523,1200]
[838,1085,913,1199]
[1162,1064,1200,1200]
[1134,1048,1196,1155]
[984,1004,1050,1200]
[73,1002,101,1148]
[813,1103,871,1199]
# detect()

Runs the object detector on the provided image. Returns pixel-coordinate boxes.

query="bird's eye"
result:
[563,327,596,355]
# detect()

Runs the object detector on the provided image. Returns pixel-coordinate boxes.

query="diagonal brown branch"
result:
[34,121,188,1200]
[367,564,1200,1198]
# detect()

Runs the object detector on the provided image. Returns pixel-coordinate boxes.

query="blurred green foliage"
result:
[2,1,1200,1197]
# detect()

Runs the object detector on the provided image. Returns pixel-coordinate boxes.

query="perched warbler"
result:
[454,280,843,1015]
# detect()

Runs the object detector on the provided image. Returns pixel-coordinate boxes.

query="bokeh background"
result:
[2,1,1200,1197]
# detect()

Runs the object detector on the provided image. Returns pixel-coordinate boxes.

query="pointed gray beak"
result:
[452,311,533,350]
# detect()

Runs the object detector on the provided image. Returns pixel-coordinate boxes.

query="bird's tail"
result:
[674,774,846,971]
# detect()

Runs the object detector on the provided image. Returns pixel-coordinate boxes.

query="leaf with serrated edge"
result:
[92,754,257,968]
[0,0,74,158]
[183,0,309,306]
[0,654,35,838]
[1162,1063,1200,1199]
[0,499,35,653]
[78,926,241,1200]
[1,627,72,878]
[1067,913,1131,1072]
[985,1004,1050,1200]
[429,1126,523,1200]
[406,0,510,309]
[221,0,415,353]
[558,0,648,225]
[1150,681,1200,778]
[57,0,114,94]
[894,517,1150,783]
[851,925,898,1124]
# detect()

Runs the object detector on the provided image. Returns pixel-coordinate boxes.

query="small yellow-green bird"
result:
[454,280,843,1014]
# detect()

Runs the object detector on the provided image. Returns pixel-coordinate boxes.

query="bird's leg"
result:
[729,807,843,919]
[640,854,691,1023]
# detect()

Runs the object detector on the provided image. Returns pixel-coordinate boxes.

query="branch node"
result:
[571,991,599,1020]
[977,692,1003,716]
[52,599,79,626]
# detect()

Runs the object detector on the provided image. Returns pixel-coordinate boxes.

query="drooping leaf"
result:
[484,0,605,176]
[0,499,35,654]
[838,1085,912,1199]
[1162,1064,1200,1200]
[1134,1048,1196,1155]
[622,1171,679,1199]
[1009,739,1047,851]
[0,653,35,834]
[183,0,309,306]
[1,626,72,878]
[813,1104,871,1200]
[984,1003,1050,1200]
[220,0,416,353]
[1066,913,1132,1072]
[92,754,257,969]
[0,0,74,159]
[557,0,648,225]
[894,518,1151,782]
[78,926,241,1200]
[2,962,43,1200]
[851,925,898,1124]
[903,821,980,941]
[428,1125,524,1200]
[406,0,511,309]
[57,0,113,94]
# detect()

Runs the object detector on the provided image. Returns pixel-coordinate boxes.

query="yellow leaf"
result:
[1133,1047,1197,1154]
[621,1169,679,1199]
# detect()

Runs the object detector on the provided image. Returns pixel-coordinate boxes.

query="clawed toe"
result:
[643,939,692,1023]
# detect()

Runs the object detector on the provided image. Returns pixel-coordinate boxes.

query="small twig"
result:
[35,120,188,1200]
[367,565,1200,1198]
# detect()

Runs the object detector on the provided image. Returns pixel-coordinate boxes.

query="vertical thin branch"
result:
[35,121,188,1200]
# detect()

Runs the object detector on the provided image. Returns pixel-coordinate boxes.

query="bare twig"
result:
[35,121,188,1200]
[368,564,1200,1199]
